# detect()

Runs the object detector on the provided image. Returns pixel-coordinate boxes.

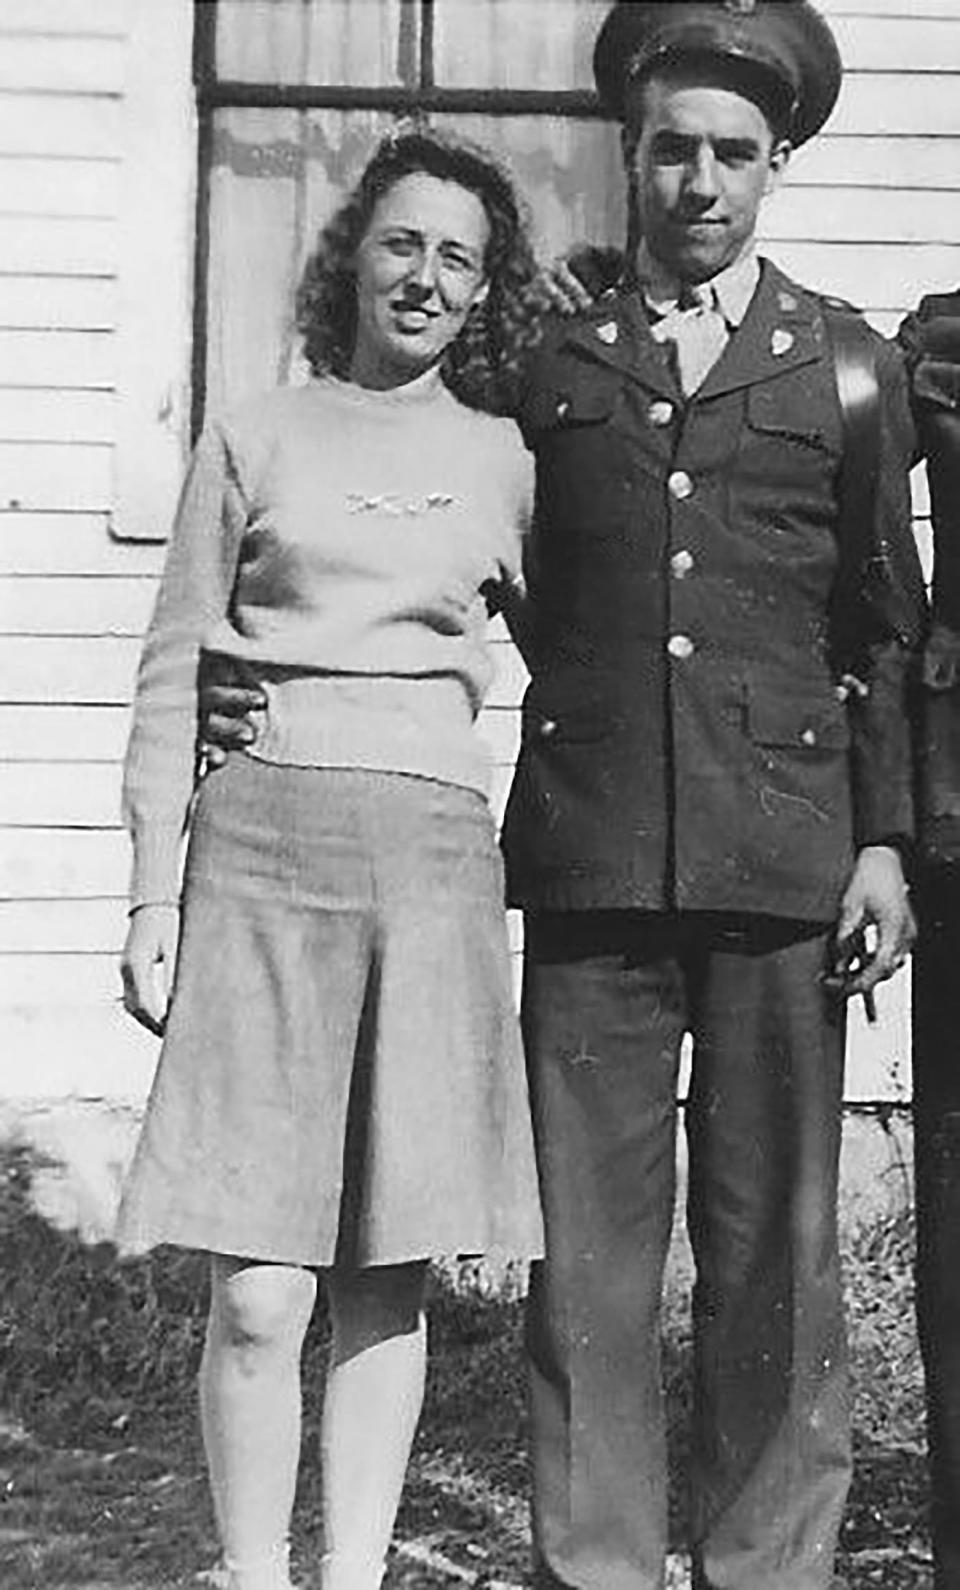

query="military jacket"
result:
[900,288,960,863]
[502,259,921,921]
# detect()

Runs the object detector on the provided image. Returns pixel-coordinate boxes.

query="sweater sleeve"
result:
[121,420,250,908]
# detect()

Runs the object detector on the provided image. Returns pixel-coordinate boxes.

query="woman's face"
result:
[350,171,491,388]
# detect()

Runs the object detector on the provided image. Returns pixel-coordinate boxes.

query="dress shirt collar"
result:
[634,242,760,328]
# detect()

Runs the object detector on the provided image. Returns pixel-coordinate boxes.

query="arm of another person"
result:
[836,335,927,998]
[120,423,248,1034]
[898,289,960,663]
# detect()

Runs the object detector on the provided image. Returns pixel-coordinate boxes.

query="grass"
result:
[0,1142,933,1589]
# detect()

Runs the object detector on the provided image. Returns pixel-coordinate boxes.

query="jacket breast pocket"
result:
[747,685,850,756]
[522,382,617,438]
[744,384,838,458]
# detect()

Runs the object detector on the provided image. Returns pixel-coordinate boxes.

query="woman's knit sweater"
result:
[122,369,534,907]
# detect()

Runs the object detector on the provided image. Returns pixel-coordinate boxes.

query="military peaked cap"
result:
[593,0,843,146]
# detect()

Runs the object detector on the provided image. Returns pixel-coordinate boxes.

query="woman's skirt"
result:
[115,757,543,1268]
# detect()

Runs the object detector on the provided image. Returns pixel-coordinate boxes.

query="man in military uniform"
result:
[501,4,922,1587]
[899,293,960,1590]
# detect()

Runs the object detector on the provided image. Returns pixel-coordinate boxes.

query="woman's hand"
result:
[121,904,181,1036]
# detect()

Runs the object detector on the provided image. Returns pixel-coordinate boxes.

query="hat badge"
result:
[724,0,757,11]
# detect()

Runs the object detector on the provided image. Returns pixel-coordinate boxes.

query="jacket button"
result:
[540,718,558,738]
[670,549,694,579]
[667,634,695,660]
[668,470,693,500]
[648,400,674,427]
[801,727,818,746]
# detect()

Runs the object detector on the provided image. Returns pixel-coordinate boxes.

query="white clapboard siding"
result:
[0,217,118,276]
[0,898,127,955]
[0,391,117,444]
[0,0,125,28]
[476,706,522,768]
[0,764,121,829]
[0,705,131,763]
[0,158,120,220]
[833,74,960,135]
[832,14,960,69]
[0,277,116,332]
[0,443,113,513]
[0,636,140,704]
[767,187,960,246]
[0,515,165,577]
[762,242,960,313]
[0,330,115,389]
[825,0,960,14]
[0,828,128,900]
[0,37,125,95]
[792,136,960,192]
[0,576,156,636]
[0,1007,157,1102]
[0,953,123,1007]
[0,96,122,158]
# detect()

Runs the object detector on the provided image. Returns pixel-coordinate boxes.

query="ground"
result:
[0,1142,936,1589]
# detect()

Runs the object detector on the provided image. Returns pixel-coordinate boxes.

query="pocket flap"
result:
[523,383,616,432]
[747,686,849,751]
[746,384,829,448]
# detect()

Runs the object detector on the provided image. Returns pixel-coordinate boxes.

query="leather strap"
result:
[823,305,923,652]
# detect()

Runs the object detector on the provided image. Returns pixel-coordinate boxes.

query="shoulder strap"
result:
[822,303,923,651]
[822,303,880,583]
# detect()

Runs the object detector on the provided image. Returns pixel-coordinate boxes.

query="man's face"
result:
[625,74,791,283]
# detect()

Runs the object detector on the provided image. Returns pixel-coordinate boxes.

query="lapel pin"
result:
[771,328,795,357]
[778,291,798,312]
[596,321,619,345]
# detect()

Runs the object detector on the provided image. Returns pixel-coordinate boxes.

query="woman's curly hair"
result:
[295,128,542,415]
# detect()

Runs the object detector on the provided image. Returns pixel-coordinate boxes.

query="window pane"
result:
[213,0,417,87]
[434,113,624,260]
[433,0,610,89]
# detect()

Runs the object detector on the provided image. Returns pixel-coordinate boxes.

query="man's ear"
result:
[765,137,792,195]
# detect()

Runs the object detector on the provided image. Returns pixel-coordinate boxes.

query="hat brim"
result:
[593,2,842,146]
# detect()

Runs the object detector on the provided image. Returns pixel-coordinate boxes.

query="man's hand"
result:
[830,845,916,1013]
[197,655,266,768]
[120,904,181,1037]
[533,245,625,318]
[535,255,597,317]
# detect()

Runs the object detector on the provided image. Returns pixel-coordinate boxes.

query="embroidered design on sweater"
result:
[346,491,460,516]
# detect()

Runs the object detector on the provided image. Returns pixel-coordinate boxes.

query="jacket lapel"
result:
[554,291,680,402]
[696,261,824,403]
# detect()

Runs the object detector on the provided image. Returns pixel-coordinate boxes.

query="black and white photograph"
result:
[1,2,959,1587]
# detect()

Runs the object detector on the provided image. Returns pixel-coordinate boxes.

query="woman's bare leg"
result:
[200,1255,317,1590]
[320,1261,429,1590]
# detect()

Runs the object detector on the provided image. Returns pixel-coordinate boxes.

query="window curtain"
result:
[203,0,624,418]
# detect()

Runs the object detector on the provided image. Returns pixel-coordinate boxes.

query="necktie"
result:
[650,283,730,397]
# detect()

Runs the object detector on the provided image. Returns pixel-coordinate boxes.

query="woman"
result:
[117,129,543,1590]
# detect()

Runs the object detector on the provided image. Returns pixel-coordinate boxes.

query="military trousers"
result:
[521,911,851,1590]
[913,868,960,1590]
